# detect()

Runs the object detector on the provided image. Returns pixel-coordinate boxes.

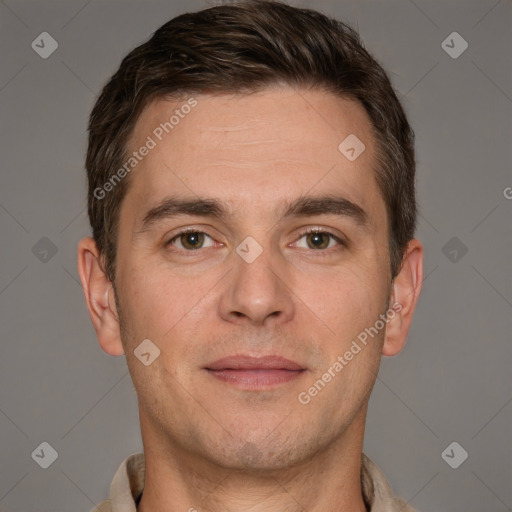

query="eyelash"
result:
[165,227,345,254]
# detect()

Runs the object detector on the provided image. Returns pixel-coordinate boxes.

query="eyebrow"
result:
[137,193,368,232]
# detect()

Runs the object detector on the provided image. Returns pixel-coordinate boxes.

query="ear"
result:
[382,238,423,357]
[77,237,125,356]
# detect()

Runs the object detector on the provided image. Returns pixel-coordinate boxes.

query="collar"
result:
[103,452,416,512]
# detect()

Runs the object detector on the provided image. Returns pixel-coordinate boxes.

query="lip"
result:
[205,355,304,371]
[204,355,306,390]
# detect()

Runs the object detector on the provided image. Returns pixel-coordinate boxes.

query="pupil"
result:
[309,233,327,249]
[185,232,202,248]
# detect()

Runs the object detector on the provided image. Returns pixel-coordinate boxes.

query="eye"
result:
[166,229,216,251]
[165,227,344,253]
[292,228,343,251]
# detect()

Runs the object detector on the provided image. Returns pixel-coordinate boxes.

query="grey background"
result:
[0,0,511,511]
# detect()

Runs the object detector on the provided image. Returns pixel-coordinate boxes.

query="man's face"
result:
[113,87,392,469]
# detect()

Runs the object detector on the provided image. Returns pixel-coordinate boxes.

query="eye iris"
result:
[175,232,332,250]
[307,232,329,249]
[181,232,204,250]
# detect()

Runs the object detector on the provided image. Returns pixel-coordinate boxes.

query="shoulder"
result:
[361,453,418,512]
[88,452,145,512]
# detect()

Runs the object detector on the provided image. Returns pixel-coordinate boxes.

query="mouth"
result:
[204,355,307,390]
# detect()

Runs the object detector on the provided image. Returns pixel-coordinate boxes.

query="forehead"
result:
[122,87,384,224]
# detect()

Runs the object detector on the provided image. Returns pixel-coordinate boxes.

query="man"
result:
[77,1,423,511]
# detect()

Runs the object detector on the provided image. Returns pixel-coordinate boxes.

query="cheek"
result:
[117,256,217,345]
[298,265,388,341]
[115,259,170,341]
[297,268,386,406]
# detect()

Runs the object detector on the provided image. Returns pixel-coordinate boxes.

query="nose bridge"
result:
[219,233,294,326]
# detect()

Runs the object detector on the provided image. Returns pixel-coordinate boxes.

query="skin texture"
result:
[78,87,423,512]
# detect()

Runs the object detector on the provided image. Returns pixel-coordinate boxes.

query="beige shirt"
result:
[90,452,416,512]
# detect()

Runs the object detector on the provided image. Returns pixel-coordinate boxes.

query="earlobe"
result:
[382,239,423,357]
[77,237,125,356]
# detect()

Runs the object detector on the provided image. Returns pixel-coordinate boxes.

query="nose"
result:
[218,240,296,327]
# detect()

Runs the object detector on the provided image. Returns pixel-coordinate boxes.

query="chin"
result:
[196,427,321,473]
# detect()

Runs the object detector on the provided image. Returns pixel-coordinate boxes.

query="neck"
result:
[137,409,369,512]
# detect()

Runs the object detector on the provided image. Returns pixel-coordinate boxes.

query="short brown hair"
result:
[86,0,416,282]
